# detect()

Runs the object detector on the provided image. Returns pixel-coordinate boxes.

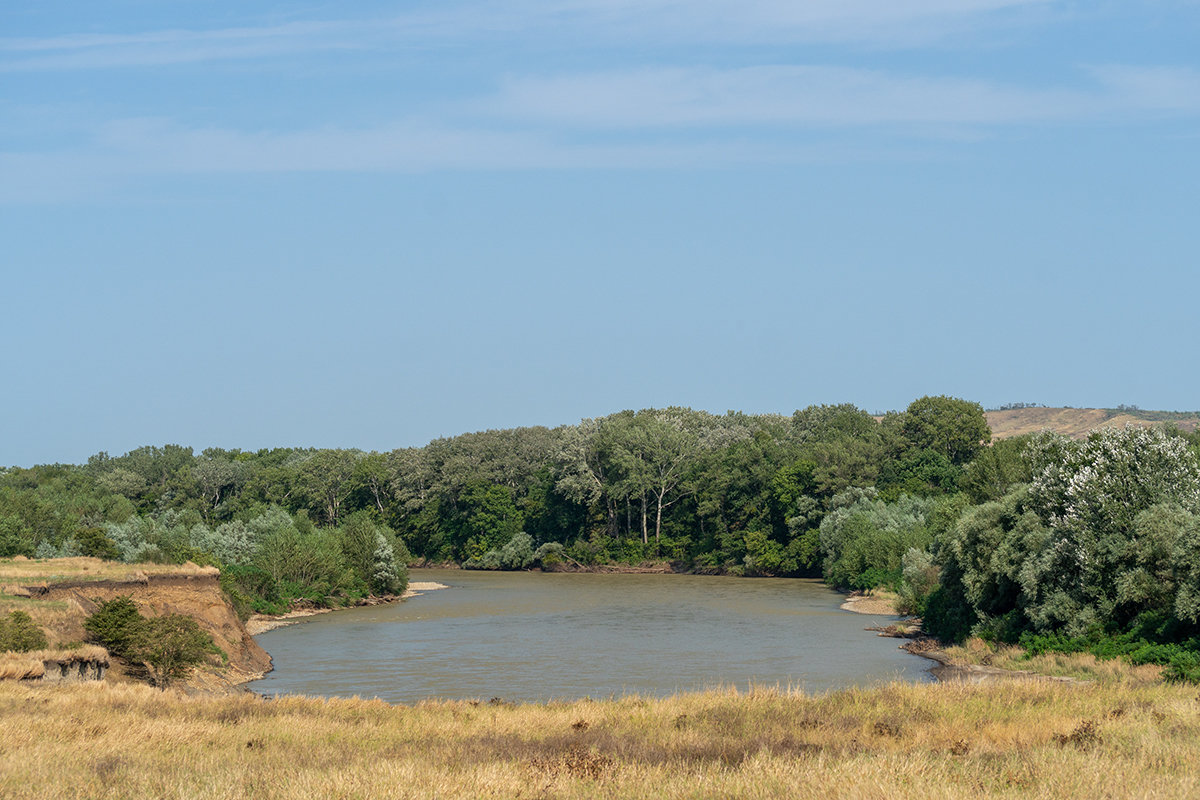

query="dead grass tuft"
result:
[0,645,110,682]
[1055,719,1102,748]
[530,746,614,780]
[0,658,43,680]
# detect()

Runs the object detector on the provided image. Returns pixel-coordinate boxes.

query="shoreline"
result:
[838,589,901,616]
[834,590,1060,685]
[244,581,448,635]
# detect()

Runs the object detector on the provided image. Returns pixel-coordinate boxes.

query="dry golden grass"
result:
[984,408,1200,441]
[1,679,1198,798]
[940,638,1164,685]
[0,646,109,680]
[0,557,216,584]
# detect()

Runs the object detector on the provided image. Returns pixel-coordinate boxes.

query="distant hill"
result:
[985,407,1200,440]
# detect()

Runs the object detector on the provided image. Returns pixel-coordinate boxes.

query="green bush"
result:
[0,611,48,652]
[137,614,222,686]
[83,596,144,658]
[532,541,564,567]
[464,532,536,571]
[75,527,121,560]
[922,584,978,643]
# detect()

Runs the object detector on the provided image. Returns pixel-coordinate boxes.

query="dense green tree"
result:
[901,396,991,466]
[960,435,1034,502]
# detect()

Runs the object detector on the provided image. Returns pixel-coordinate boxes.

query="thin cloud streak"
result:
[3,62,1196,203]
[486,64,1200,128]
[0,20,368,71]
[540,0,1054,43]
[0,0,1054,71]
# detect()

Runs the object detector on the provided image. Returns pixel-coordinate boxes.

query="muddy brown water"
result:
[249,569,933,703]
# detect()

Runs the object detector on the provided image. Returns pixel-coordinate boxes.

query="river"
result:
[249,568,932,704]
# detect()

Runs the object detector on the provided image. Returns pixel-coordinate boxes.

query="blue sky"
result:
[3,1,1199,466]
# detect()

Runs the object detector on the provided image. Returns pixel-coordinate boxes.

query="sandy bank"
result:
[245,581,449,635]
[839,590,900,616]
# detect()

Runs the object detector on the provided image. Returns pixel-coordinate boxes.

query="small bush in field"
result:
[0,611,48,652]
[83,596,144,658]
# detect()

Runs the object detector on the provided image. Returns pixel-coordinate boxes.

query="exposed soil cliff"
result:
[12,562,270,691]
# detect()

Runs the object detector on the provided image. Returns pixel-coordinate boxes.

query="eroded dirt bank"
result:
[27,568,271,691]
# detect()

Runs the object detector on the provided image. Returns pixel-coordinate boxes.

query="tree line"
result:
[0,396,989,577]
[6,395,1200,678]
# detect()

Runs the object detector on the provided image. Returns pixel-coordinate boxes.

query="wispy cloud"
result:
[4,61,1197,203]
[0,118,842,203]
[482,64,1200,129]
[0,0,1054,71]
[536,0,1054,44]
[0,20,365,71]
[485,66,1087,128]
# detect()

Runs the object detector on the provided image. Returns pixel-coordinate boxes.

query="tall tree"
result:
[901,396,991,466]
[296,449,362,525]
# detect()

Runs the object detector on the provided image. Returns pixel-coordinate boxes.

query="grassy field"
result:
[1,678,1198,799]
[984,407,1200,440]
[0,556,215,584]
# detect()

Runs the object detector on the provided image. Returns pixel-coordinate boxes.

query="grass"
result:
[984,407,1200,440]
[939,638,1165,685]
[0,645,109,679]
[0,556,215,584]
[1,679,1198,798]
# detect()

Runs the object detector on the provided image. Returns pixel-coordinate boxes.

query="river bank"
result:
[244,581,449,634]
[833,588,1103,685]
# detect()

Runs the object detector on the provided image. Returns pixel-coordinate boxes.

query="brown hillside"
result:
[985,408,1200,440]
[1,557,270,691]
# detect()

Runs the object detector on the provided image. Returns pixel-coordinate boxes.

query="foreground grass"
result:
[2,680,1199,799]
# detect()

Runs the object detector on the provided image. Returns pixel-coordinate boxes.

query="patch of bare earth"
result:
[840,590,900,616]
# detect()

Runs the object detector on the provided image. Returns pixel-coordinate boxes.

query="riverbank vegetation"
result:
[5,397,1200,675]
[2,678,1198,799]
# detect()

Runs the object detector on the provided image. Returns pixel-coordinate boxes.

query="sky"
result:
[3,1,1200,466]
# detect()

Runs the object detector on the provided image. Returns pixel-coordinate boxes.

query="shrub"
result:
[898,548,940,616]
[464,533,536,571]
[137,614,221,687]
[83,596,144,658]
[0,611,48,652]
[498,532,535,569]
[75,527,120,560]
[532,541,565,567]
[818,492,935,589]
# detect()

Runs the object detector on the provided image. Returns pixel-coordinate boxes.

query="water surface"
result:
[250,569,931,703]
